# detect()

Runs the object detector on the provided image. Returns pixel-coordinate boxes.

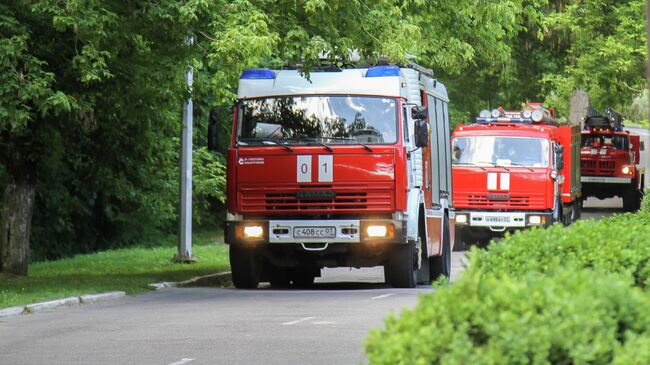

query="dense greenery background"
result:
[0,0,647,264]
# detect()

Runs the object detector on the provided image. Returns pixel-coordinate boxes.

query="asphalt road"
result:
[0,197,623,365]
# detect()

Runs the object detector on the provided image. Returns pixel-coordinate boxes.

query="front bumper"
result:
[455,210,553,231]
[225,219,407,246]
[581,176,632,184]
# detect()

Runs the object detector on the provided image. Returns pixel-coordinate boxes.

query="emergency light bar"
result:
[240,69,276,79]
[476,117,533,124]
[365,65,400,77]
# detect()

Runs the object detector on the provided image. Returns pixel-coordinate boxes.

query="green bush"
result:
[468,216,650,287]
[366,269,650,365]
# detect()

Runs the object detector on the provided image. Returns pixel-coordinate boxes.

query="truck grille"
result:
[581,159,616,176]
[455,193,545,210]
[239,182,393,214]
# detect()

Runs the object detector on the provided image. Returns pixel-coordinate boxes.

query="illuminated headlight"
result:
[528,215,543,225]
[622,166,632,175]
[367,225,388,238]
[243,225,264,238]
[456,214,468,224]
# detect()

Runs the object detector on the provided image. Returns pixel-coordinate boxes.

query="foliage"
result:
[366,195,650,363]
[366,268,650,365]
[0,230,229,309]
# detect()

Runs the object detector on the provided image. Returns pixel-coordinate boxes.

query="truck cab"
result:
[218,65,455,288]
[580,108,644,211]
[452,106,581,245]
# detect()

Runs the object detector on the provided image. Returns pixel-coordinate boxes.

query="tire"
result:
[430,214,451,280]
[385,243,417,288]
[290,268,316,288]
[230,244,261,289]
[268,265,291,289]
[623,188,639,212]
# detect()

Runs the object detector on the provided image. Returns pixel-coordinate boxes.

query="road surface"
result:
[0,198,625,365]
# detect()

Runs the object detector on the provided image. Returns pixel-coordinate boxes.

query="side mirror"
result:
[555,145,565,170]
[411,106,428,120]
[414,119,428,148]
[208,108,219,151]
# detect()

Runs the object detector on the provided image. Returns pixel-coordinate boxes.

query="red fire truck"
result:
[580,108,644,211]
[213,64,455,288]
[452,105,581,245]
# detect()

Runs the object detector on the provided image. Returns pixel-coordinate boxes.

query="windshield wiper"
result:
[454,162,486,171]
[299,138,334,152]
[238,138,294,152]
[323,137,373,152]
[505,162,535,172]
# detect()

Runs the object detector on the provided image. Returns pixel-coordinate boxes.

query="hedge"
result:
[366,269,650,365]
[366,195,650,364]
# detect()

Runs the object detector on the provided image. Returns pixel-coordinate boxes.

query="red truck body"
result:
[452,107,581,244]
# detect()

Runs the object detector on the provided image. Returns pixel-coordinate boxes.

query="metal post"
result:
[174,35,196,263]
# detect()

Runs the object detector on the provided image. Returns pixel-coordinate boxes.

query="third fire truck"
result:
[580,108,644,211]
[452,105,581,245]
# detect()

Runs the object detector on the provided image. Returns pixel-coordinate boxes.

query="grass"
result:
[0,230,230,309]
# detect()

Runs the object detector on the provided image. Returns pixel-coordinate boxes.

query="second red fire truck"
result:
[452,105,581,245]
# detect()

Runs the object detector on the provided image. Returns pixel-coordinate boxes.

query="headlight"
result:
[491,109,501,118]
[528,216,544,225]
[456,214,468,224]
[522,110,533,118]
[622,166,632,175]
[531,109,544,122]
[367,225,388,238]
[243,225,264,238]
[363,223,394,239]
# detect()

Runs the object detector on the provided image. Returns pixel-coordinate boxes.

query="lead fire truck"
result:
[214,64,455,289]
[580,108,644,211]
[452,105,581,245]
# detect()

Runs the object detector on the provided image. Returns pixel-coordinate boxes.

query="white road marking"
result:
[372,293,396,300]
[312,321,336,325]
[282,316,317,325]
[167,358,195,365]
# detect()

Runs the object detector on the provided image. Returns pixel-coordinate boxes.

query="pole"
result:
[174,35,195,263]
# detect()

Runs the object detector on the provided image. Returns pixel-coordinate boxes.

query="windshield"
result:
[452,136,550,167]
[237,96,397,145]
[581,134,629,150]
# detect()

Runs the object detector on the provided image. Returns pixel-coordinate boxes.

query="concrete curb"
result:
[149,271,232,289]
[0,291,127,320]
[80,291,126,304]
[0,306,25,318]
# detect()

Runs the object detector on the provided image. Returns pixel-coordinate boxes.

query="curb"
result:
[0,291,127,320]
[149,271,232,289]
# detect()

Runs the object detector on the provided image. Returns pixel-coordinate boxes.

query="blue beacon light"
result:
[365,66,400,77]
[240,68,276,79]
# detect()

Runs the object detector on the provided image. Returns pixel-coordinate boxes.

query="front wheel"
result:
[230,244,261,289]
[430,214,451,280]
[385,243,417,288]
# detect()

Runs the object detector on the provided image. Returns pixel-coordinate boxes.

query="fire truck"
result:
[580,108,644,211]
[452,105,581,245]
[212,64,455,288]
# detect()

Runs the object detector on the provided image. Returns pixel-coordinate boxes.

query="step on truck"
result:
[210,64,455,288]
[452,104,581,246]
[580,108,645,211]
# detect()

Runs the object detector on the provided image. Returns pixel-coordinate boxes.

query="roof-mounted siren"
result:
[240,68,276,79]
[365,65,400,77]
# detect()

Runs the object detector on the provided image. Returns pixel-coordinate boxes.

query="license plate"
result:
[293,227,336,239]
[484,216,510,223]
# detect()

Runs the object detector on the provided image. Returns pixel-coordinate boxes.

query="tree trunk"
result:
[0,180,35,276]
[646,0,650,122]
[569,90,590,127]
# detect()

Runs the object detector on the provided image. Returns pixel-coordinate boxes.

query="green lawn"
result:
[0,230,230,309]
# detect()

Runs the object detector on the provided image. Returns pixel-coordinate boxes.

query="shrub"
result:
[468,216,650,287]
[366,269,650,365]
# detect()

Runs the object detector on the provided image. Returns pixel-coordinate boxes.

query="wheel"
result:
[229,244,261,289]
[572,200,581,221]
[290,268,316,288]
[430,214,451,280]
[268,265,291,288]
[623,188,639,212]
[385,243,417,288]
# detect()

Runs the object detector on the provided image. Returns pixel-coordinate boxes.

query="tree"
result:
[1,0,536,275]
